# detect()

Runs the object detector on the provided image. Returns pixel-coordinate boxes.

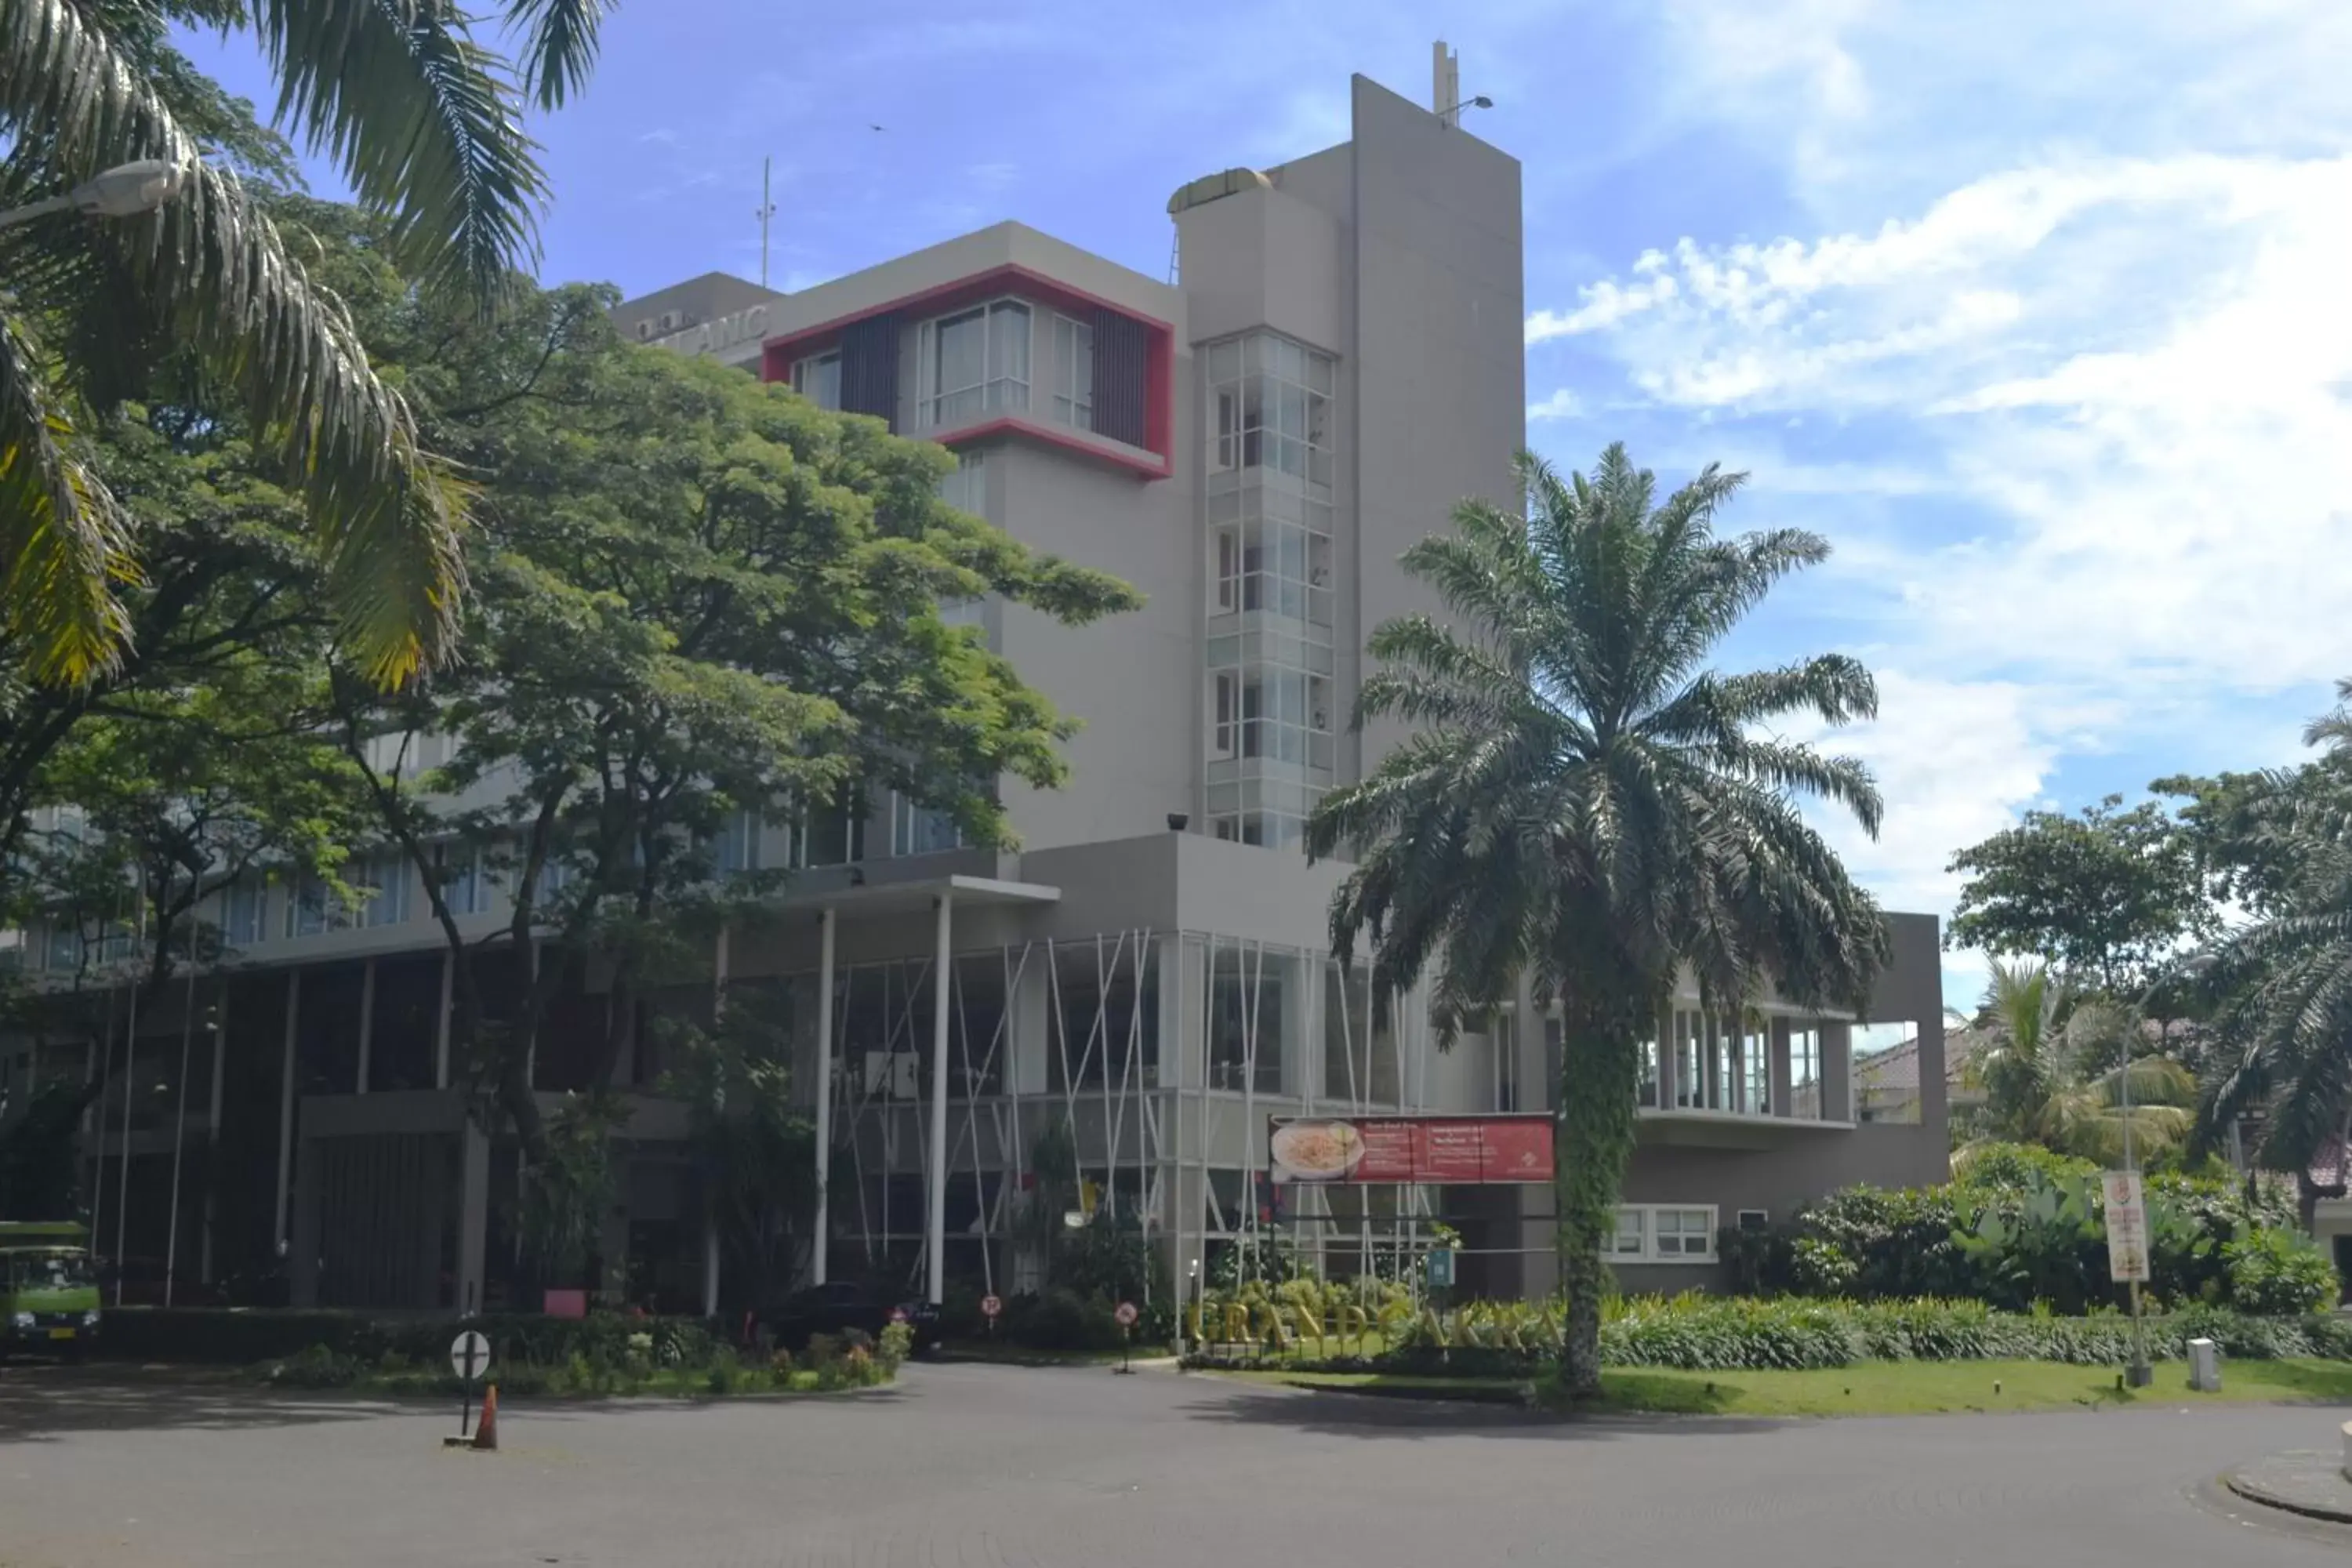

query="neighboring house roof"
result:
[1854,1025,1980,1098]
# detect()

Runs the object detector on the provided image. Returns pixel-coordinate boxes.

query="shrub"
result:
[876,1322,913,1371]
[1000,1287,1126,1352]
[267,1344,363,1388]
[89,1308,716,1374]
[2223,1228,2341,1316]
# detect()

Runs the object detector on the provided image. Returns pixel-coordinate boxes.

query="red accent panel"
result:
[760,263,1177,478]
[934,416,1171,481]
[1145,325,1172,461]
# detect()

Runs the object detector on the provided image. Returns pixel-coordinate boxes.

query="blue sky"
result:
[187,1,2352,1014]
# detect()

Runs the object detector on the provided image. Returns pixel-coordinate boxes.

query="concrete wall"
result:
[1345,74,1526,777]
[994,416,1199,853]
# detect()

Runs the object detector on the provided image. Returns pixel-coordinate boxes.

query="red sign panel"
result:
[1267,1115,1554,1185]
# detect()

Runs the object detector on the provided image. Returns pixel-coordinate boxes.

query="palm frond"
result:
[0,0,466,683]
[502,0,608,111]
[249,0,545,303]
[0,299,135,683]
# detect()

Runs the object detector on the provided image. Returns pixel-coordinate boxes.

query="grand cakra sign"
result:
[655,303,770,358]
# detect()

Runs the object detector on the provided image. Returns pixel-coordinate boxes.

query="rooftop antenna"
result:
[755,155,776,289]
[1432,40,1495,129]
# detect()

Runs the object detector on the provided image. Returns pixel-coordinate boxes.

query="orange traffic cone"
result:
[471,1384,499,1451]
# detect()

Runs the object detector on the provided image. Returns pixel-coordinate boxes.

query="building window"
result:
[1610,1205,1719,1264]
[792,350,841,410]
[888,792,961,858]
[1051,314,1092,430]
[1203,332,1334,494]
[801,791,867,867]
[1671,1009,1702,1109]
[354,851,411,927]
[920,299,1030,428]
[1791,1024,1823,1118]
[716,810,760,876]
[441,846,489,916]
[44,923,81,972]
[1743,1018,1770,1112]
[285,873,346,938]
[938,449,987,516]
[1635,1022,1660,1109]
[222,879,268,946]
[1206,944,1287,1093]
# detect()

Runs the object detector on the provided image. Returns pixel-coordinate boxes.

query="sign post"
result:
[2102,1171,2152,1387]
[980,1293,1003,1338]
[448,1330,492,1442]
[1114,1300,1139,1374]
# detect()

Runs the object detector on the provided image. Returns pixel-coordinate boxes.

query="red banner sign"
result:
[1267,1115,1554,1185]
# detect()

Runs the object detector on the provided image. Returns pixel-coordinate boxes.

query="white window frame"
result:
[355,852,411,928]
[888,791,961,859]
[716,809,760,876]
[917,299,1031,429]
[792,350,842,410]
[441,845,489,916]
[1610,1204,1719,1264]
[1051,314,1092,430]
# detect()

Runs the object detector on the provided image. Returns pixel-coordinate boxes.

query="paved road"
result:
[1,1362,2344,1566]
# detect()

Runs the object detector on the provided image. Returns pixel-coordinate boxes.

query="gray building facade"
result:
[7,64,1946,1319]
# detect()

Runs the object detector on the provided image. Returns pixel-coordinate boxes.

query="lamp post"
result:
[2118,956,2214,1388]
[0,161,189,230]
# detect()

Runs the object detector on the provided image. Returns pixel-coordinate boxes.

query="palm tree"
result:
[1957,959,2194,1169]
[2200,679,2352,1215]
[0,0,608,687]
[1307,444,1888,1397]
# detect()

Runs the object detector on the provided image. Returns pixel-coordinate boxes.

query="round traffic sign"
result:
[888,1306,909,1325]
[1113,1301,1139,1328]
[449,1329,492,1382]
[979,1294,1003,1319]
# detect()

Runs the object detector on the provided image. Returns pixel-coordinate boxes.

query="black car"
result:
[762,1282,942,1352]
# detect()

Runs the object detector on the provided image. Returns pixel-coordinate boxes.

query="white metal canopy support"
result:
[811,908,836,1286]
[201,975,229,1284]
[354,956,376,1094]
[926,893,953,1305]
[273,969,300,1254]
[433,949,453,1090]
[705,924,729,1318]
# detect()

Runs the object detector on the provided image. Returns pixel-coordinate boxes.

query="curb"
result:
[2223,1456,2352,1526]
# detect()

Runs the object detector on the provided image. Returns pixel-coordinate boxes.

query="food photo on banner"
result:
[1266,1114,1554,1185]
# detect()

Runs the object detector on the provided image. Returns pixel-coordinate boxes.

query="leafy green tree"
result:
[1307,444,1887,1397]
[2200,679,2352,1214]
[0,0,609,685]
[1945,795,2201,996]
[660,983,817,1311]
[326,267,1139,1170]
[1957,960,2194,1170]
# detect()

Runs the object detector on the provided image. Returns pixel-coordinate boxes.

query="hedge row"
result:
[1181,1297,2352,1376]
[92,1308,715,1370]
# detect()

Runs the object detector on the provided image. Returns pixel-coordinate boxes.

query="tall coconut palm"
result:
[1307,444,1888,1397]
[0,0,609,688]
[2200,680,2352,1207]
[1957,959,2195,1169]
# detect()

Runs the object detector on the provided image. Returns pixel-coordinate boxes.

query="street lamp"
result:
[2117,955,2216,1388]
[0,160,191,231]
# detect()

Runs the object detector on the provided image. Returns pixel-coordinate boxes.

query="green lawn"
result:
[1214,1358,2352,1418]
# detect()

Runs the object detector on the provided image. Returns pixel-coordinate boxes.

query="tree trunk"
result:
[1554,989,1647,1399]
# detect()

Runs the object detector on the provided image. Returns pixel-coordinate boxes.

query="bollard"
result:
[2186,1337,2220,1393]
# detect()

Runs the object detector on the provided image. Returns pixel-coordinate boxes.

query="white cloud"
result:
[1536,5,2352,995]
[1526,387,1584,422]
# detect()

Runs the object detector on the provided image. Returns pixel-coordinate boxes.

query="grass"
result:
[1212,1357,2352,1418]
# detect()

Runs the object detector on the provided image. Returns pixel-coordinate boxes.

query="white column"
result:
[703,924,729,1318]
[201,975,229,1284]
[433,949,453,1090]
[927,893,953,1305]
[812,908,837,1286]
[354,957,376,1094]
[113,975,137,1303]
[164,965,198,1306]
[273,970,300,1253]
